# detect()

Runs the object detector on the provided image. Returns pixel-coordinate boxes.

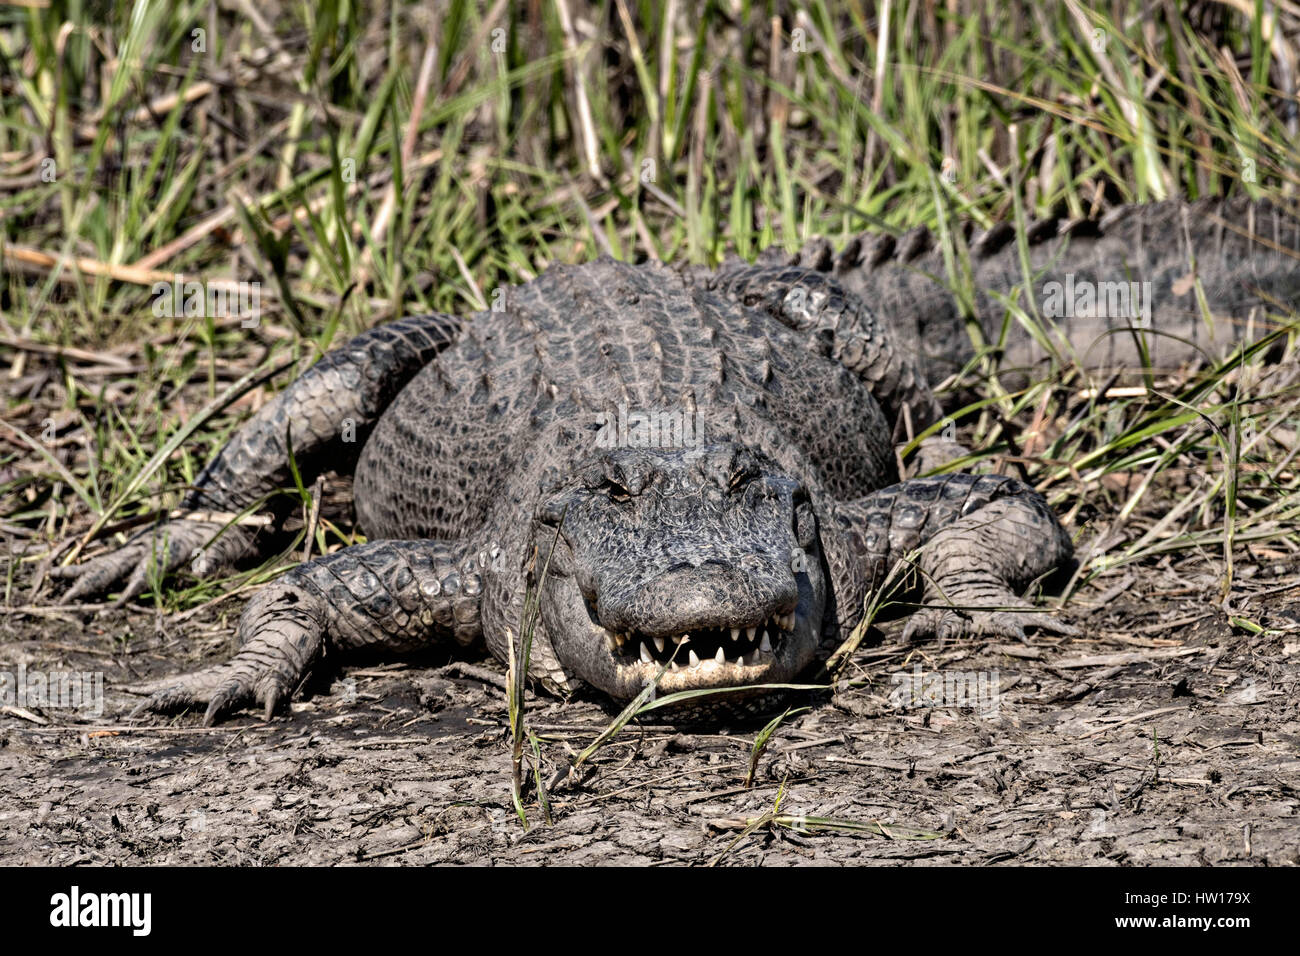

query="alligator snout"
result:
[587,560,802,672]
[595,562,798,639]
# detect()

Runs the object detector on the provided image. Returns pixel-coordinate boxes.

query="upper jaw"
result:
[607,609,796,668]
[600,604,817,692]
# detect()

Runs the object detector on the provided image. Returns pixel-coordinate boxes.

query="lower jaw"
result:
[617,658,784,690]
[605,680,820,725]
[602,639,815,699]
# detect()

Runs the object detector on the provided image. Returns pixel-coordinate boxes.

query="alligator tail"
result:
[784,196,1300,385]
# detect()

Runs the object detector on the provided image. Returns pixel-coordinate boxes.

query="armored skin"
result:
[53,197,1300,724]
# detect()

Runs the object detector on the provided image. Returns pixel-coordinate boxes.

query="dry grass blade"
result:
[707,779,946,866]
[63,358,293,565]
[819,554,916,681]
[570,662,671,771]
[744,706,807,789]
[507,510,565,829]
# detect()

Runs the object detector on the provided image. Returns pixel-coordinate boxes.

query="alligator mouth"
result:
[548,573,821,698]
[604,611,799,673]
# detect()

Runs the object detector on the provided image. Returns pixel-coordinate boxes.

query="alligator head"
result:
[533,442,827,700]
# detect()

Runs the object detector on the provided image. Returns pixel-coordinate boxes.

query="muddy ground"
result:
[2,552,1297,866]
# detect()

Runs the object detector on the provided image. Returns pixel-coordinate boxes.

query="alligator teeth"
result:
[760,632,772,653]
[670,660,680,671]
[745,649,761,666]
[639,642,652,664]
[730,627,740,642]
[714,646,726,664]
[653,636,665,653]
[688,649,701,667]
[746,626,757,641]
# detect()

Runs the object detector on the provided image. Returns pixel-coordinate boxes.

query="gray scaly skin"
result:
[771,195,1300,384]
[53,197,1298,724]
[53,313,460,604]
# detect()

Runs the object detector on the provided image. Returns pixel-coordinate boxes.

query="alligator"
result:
[51,196,1300,725]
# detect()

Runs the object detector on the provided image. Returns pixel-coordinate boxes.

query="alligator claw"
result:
[128,666,240,725]
[127,578,324,725]
[50,537,165,605]
[903,597,1077,644]
[52,519,251,605]
[129,658,301,726]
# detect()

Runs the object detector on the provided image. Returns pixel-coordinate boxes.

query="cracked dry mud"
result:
[3,560,1296,866]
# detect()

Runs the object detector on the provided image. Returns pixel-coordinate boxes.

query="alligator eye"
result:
[729,466,758,493]
[601,479,633,502]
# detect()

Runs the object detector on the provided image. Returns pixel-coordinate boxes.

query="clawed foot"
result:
[902,594,1077,643]
[128,581,325,725]
[49,519,251,605]
[128,660,290,726]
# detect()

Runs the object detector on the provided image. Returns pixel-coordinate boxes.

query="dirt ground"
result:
[2,551,1297,866]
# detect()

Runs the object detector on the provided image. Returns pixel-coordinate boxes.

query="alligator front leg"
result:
[53,312,459,604]
[828,473,1076,641]
[130,538,485,724]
